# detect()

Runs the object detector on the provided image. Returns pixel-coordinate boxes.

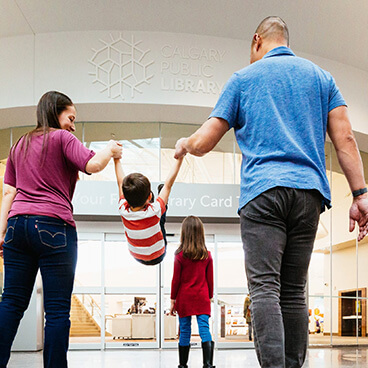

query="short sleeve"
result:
[4,155,16,187]
[156,197,167,215]
[328,75,346,112]
[60,130,95,174]
[209,72,241,129]
[118,198,127,216]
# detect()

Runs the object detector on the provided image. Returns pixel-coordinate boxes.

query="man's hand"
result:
[349,195,368,241]
[174,138,188,159]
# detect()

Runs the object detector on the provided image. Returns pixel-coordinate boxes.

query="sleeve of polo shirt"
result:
[60,130,96,174]
[328,75,347,112]
[3,155,16,187]
[209,72,241,129]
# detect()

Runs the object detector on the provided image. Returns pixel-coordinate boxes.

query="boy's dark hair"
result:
[123,173,151,208]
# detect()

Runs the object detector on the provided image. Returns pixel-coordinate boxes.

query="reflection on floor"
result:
[69,334,368,345]
[8,347,368,367]
[309,334,368,345]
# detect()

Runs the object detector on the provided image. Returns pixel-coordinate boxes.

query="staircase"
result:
[70,295,110,337]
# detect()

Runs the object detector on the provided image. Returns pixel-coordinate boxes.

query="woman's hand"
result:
[85,140,122,173]
[108,140,123,159]
[0,237,4,258]
[170,299,177,316]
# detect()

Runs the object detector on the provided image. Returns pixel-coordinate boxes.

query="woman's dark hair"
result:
[175,216,208,260]
[10,91,74,161]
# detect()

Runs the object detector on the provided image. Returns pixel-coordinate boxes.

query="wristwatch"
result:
[352,188,367,197]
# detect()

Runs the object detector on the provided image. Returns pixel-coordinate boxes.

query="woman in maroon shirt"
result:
[0,91,122,368]
[170,216,215,368]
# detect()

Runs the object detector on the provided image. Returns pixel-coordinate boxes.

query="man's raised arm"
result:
[174,117,229,159]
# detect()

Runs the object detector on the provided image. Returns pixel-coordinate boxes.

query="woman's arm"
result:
[0,184,17,258]
[85,140,122,174]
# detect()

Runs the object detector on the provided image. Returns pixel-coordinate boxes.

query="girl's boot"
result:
[178,344,190,368]
[202,341,215,368]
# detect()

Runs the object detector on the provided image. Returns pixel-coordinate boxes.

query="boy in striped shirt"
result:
[114,156,184,265]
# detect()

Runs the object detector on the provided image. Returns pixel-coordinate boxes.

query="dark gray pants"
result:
[240,187,322,368]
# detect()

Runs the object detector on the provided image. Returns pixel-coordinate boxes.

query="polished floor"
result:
[7,347,368,367]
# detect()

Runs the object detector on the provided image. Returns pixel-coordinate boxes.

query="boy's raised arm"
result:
[159,156,184,205]
[114,158,125,199]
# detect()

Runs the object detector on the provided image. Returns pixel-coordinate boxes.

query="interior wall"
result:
[0,31,368,136]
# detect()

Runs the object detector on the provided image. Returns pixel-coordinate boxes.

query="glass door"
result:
[104,233,160,349]
[70,232,104,350]
[215,236,253,349]
[70,232,160,350]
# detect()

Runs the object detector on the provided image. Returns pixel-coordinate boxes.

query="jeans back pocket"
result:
[4,216,18,244]
[36,219,67,249]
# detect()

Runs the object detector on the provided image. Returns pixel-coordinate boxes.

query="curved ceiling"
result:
[1,0,368,72]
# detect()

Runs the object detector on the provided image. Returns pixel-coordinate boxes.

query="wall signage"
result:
[89,33,154,100]
[89,32,227,101]
[73,181,240,218]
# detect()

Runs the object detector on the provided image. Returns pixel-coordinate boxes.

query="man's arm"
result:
[0,184,17,258]
[327,106,368,241]
[174,117,229,158]
[158,156,184,205]
[114,158,125,199]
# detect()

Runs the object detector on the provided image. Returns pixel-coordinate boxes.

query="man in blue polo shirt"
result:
[174,16,368,368]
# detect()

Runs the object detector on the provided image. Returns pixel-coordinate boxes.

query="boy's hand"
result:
[174,138,188,159]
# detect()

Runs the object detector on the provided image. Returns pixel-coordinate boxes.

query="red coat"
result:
[170,251,214,318]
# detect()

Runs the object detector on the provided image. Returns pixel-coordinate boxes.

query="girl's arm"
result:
[206,254,214,299]
[170,255,182,315]
[0,184,16,258]
[114,158,125,199]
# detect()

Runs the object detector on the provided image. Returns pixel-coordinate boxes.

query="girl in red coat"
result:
[170,216,215,368]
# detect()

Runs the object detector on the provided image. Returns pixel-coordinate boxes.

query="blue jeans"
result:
[179,314,212,346]
[0,215,77,368]
[240,187,321,368]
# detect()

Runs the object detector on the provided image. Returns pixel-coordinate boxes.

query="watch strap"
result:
[352,188,368,197]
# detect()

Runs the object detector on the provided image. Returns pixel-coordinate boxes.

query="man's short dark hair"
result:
[123,173,151,208]
[255,16,289,46]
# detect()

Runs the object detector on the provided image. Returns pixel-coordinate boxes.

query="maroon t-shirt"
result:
[171,250,214,318]
[4,129,95,227]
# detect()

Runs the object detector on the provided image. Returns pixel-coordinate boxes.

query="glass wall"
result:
[0,122,368,347]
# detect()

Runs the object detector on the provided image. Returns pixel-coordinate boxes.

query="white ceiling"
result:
[1,0,368,72]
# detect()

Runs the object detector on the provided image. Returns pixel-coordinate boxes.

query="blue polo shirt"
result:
[210,46,346,212]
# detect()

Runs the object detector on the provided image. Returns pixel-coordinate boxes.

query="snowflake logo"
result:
[89,33,154,100]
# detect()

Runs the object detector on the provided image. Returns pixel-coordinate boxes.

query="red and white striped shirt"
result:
[118,197,166,263]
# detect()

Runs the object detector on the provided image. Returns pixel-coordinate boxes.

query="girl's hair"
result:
[9,91,74,162]
[175,216,208,260]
